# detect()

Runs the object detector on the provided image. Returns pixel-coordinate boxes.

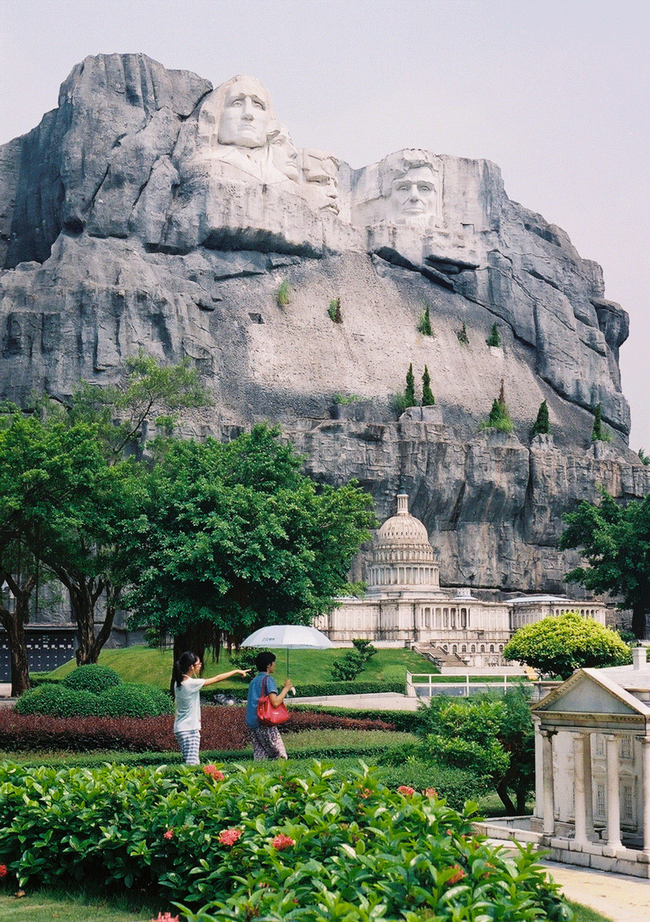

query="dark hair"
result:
[170,651,200,698]
[255,651,276,673]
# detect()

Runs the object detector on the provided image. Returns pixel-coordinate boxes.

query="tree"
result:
[421,366,435,407]
[418,688,535,814]
[55,353,211,662]
[503,611,631,679]
[530,399,550,439]
[124,424,376,661]
[69,349,210,462]
[0,411,109,688]
[481,379,514,434]
[590,402,610,442]
[486,323,501,347]
[404,363,417,408]
[638,448,649,466]
[559,489,650,639]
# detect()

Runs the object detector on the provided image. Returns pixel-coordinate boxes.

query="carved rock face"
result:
[0,53,645,596]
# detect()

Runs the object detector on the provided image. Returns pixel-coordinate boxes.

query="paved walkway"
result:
[538,860,650,922]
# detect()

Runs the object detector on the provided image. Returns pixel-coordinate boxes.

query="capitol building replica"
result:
[315,494,606,667]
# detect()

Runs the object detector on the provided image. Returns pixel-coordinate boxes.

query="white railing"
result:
[406,671,523,698]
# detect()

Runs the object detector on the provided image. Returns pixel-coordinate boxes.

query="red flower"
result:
[397,785,415,796]
[271,833,295,851]
[204,765,225,781]
[218,828,242,847]
[0,865,7,878]
[163,828,174,840]
[447,865,466,885]
[424,788,438,798]
[151,914,180,922]
[359,787,372,799]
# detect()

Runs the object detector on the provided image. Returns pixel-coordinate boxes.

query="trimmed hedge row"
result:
[0,706,398,753]
[202,679,406,704]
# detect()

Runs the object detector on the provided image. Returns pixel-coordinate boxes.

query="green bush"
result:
[63,664,122,694]
[14,684,65,715]
[14,684,101,719]
[377,754,489,812]
[276,280,290,307]
[97,683,173,718]
[0,760,571,921]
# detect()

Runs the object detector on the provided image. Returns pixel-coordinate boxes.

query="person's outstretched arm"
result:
[202,668,249,688]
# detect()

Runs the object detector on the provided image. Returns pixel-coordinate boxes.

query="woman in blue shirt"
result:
[246,650,292,760]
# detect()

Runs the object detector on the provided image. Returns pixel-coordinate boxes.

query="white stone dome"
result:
[368,494,440,593]
[374,494,435,563]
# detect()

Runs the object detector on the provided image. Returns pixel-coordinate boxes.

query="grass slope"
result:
[45,645,434,692]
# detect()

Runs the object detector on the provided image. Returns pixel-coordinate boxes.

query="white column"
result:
[605,734,621,849]
[572,734,588,846]
[541,729,556,836]
[640,736,650,854]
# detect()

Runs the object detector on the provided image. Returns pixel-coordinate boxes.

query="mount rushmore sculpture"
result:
[1,54,645,595]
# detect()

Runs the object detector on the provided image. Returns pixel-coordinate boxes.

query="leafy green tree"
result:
[503,610,632,679]
[530,399,550,439]
[638,448,649,466]
[328,298,342,323]
[124,424,376,661]
[418,688,535,814]
[486,323,501,347]
[69,349,210,462]
[422,366,435,407]
[404,363,417,408]
[560,489,650,638]
[0,411,110,686]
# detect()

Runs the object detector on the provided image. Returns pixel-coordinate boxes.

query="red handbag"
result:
[256,675,289,726]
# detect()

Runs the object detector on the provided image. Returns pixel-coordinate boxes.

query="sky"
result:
[1,0,648,451]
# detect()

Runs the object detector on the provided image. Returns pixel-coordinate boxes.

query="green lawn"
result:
[0,887,616,922]
[45,644,434,692]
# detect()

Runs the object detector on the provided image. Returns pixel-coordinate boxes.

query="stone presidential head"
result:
[379,150,440,225]
[301,149,341,214]
[217,75,274,149]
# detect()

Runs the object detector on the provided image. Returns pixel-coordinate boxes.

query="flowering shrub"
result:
[271,833,295,851]
[203,765,225,780]
[217,828,242,847]
[0,760,572,921]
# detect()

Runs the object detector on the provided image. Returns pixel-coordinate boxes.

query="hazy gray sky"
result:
[1,0,648,451]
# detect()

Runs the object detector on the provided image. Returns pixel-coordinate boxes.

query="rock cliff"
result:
[1,54,647,598]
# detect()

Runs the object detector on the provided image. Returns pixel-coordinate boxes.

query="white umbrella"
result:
[241,624,334,674]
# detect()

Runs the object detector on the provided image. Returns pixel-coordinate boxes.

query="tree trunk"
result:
[0,573,36,697]
[495,780,517,816]
[632,605,647,641]
[173,630,207,669]
[61,574,105,665]
[88,581,118,664]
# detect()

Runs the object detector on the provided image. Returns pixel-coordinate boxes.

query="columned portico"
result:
[640,736,650,854]
[604,734,622,850]
[572,732,595,845]
[541,728,556,836]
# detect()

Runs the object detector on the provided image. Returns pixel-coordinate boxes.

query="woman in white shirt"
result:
[170,651,249,765]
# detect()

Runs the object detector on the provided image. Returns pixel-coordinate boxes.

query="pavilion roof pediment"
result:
[533,668,650,719]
